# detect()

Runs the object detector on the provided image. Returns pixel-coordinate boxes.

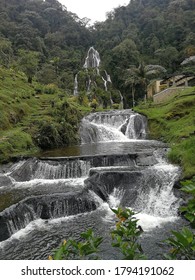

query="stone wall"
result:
[153,87,187,103]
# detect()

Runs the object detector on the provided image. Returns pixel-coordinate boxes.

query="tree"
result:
[112,38,140,70]
[0,38,13,67]
[124,63,166,107]
[36,63,57,84]
[154,47,179,72]
[18,49,39,83]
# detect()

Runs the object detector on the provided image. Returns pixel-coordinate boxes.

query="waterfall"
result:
[80,110,147,143]
[8,154,136,182]
[119,91,124,109]
[102,70,112,91]
[133,164,181,216]
[1,191,98,240]
[83,47,101,68]
[74,47,112,96]
[0,110,182,260]
[73,74,78,96]
[87,77,91,92]
[104,70,112,83]
[102,76,107,91]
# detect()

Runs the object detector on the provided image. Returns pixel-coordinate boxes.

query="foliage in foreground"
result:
[111,208,146,260]
[180,178,195,228]
[165,179,195,260]
[165,227,195,260]
[50,208,145,260]
[50,229,103,260]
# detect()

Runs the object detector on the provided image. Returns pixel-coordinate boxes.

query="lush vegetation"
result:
[93,0,195,105]
[165,178,195,260]
[0,0,194,107]
[0,67,90,162]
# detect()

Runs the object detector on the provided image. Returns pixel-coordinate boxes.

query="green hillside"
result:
[0,67,90,163]
[136,87,195,178]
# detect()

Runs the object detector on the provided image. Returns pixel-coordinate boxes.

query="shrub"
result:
[112,103,120,109]
[90,98,98,109]
[165,227,195,260]
[35,122,62,149]
[50,229,103,260]
[50,208,146,260]
[0,111,10,129]
[111,208,146,260]
[180,179,195,228]
[44,84,57,94]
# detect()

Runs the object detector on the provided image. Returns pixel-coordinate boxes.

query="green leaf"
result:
[53,246,64,260]
[172,231,189,247]
[181,184,195,194]
[185,213,195,223]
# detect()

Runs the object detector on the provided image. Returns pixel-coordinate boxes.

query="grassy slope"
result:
[136,87,195,178]
[0,67,90,163]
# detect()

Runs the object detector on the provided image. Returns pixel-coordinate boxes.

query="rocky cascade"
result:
[80,110,147,143]
[0,110,181,256]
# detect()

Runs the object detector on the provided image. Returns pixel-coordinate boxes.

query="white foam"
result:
[108,188,124,208]
[0,219,47,248]
[12,177,86,189]
[101,204,178,232]
[135,213,178,232]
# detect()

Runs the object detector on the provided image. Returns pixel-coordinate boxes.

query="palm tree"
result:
[125,62,166,107]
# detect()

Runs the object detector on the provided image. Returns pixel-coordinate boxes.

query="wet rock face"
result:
[8,154,137,182]
[0,175,12,187]
[0,216,10,242]
[8,158,37,182]
[135,154,158,166]
[0,191,97,242]
[132,114,148,139]
[85,170,143,206]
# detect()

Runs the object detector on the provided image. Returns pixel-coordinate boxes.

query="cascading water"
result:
[83,47,101,69]
[73,74,78,96]
[75,47,113,98]
[0,110,185,260]
[79,110,147,143]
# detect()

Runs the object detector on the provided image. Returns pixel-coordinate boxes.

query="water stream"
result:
[0,109,186,259]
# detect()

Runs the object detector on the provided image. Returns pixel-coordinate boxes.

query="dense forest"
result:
[0,0,194,104]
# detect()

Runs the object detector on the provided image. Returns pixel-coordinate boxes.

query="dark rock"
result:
[85,169,143,206]
[9,158,38,182]
[0,175,12,187]
[0,216,10,242]
[136,154,158,166]
[0,190,98,242]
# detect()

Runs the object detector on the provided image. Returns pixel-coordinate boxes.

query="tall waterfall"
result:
[74,47,113,97]
[0,110,183,259]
